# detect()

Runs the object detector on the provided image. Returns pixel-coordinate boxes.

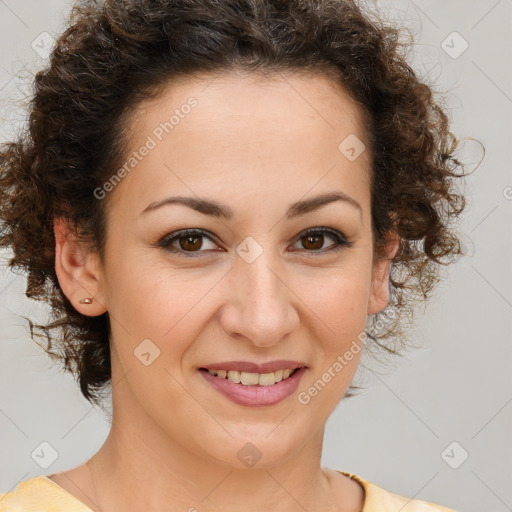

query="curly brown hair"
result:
[0,0,468,407]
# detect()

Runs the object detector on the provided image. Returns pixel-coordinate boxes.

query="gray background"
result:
[0,1,511,511]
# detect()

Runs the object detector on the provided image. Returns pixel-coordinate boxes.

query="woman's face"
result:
[86,70,396,468]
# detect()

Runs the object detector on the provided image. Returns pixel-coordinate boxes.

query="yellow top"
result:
[0,471,456,511]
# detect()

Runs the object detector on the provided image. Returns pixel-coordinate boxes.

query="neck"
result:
[89,393,339,512]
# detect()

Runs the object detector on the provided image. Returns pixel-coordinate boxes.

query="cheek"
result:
[105,259,229,387]
[105,243,215,331]
[302,267,371,334]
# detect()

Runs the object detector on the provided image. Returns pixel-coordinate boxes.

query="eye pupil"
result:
[303,234,323,250]
[180,235,202,251]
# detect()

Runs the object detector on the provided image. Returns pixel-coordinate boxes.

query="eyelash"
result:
[157,227,352,258]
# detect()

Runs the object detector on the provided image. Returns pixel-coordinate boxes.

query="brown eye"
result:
[301,233,325,250]
[178,234,203,251]
[291,227,351,255]
[158,229,219,256]
[157,227,351,258]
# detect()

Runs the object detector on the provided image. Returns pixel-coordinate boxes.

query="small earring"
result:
[79,297,93,304]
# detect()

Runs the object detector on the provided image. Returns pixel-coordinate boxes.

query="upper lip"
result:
[199,360,307,374]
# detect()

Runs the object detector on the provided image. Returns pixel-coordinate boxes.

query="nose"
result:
[218,248,300,348]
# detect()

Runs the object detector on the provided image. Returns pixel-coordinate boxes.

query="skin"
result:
[50,69,398,512]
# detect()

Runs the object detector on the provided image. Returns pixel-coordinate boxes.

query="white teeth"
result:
[258,373,275,386]
[206,368,298,386]
[240,372,259,385]
[227,370,241,383]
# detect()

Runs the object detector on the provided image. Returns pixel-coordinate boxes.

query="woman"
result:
[0,0,467,510]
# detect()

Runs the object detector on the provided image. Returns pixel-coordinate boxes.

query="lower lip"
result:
[199,367,306,407]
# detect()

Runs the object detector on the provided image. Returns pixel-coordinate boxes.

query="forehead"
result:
[124,70,368,145]
[130,68,368,138]
[107,70,372,218]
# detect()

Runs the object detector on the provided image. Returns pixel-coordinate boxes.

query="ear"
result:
[54,217,107,316]
[367,230,399,316]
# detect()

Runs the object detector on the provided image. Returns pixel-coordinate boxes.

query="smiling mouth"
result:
[198,367,301,386]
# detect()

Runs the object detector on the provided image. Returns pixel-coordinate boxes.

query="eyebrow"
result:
[140,191,362,220]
